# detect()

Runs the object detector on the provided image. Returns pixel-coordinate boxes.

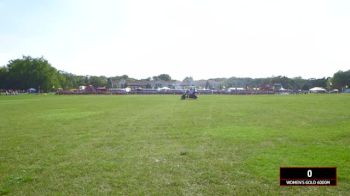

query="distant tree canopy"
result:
[153,74,171,81]
[332,70,350,90]
[58,71,86,89]
[0,67,7,89]
[183,76,194,83]
[0,57,138,91]
[0,56,61,92]
[223,76,330,90]
[0,56,349,92]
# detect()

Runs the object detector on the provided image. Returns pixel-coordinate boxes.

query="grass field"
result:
[0,94,349,195]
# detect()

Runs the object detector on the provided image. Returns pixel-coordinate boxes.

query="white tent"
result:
[330,89,339,93]
[157,87,171,91]
[309,87,327,93]
[227,87,245,92]
[124,87,131,92]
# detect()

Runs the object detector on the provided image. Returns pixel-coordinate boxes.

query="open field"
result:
[0,94,349,195]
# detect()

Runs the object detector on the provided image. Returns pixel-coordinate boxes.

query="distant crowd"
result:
[56,88,311,95]
[0,89,27,95]
[0,88,338,96]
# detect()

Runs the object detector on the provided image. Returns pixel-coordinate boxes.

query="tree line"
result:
[0,56,349,92]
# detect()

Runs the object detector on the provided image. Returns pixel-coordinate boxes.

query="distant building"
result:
[259,84,273,91]
[152,81,175,89]
[96,87,107,93]
[227,87,245,92]
[127,80,178,90]
[127,82,150,90]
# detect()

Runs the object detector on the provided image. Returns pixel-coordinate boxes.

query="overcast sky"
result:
[0,0,349,80]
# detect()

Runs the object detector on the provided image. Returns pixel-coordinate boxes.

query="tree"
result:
[301,83,311,91]
[157,74,171,81]
[142,77,151,81]
[205,80,211,89]
[152,76,159,81]
[332,70,350,90]
[293,77,307,90]
[0,66,8,89]
[89,76,108,87]
[153,74,171,81]
[5,56,60,92]
[326,77,332,90]
[182,76,194,83]
[310,78,327,88]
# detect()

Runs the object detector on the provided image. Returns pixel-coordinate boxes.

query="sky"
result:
[0,0,350,80]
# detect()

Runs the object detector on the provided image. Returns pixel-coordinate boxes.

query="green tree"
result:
[332,70,350,90]
[5,56,60,92]
[157,74,171,81]
[292,77,307,90]
[89,76,108,87]
[152,74,171,81]
[0,66,8,89]
[326,77,332,90]
[182,76,194,83]
[310,78,327,88]
[205,80,211,89]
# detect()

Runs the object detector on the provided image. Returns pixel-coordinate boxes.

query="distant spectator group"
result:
[0,89,27,95]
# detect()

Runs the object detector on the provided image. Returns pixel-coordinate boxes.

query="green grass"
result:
[0,94,349,195]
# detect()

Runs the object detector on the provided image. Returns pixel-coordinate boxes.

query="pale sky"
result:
[0,0,350,80]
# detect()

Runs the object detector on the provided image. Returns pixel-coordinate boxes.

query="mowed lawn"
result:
[0,94,349,195]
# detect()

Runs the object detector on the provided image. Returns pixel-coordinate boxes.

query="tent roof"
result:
[158,87,170,89]
[309,87,326,91]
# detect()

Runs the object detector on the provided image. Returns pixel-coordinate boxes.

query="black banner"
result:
[280,167,337,186]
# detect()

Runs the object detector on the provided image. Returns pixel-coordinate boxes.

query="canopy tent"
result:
[28,88,37,93]
[157,87,171,91]
[329,89,339,93]
[309,87,327,93]
[227,87,245,92]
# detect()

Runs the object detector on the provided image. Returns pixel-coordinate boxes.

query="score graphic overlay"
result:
[280,167,337,186]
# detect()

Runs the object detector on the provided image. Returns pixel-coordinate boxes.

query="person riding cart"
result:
[181,87,197,100]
